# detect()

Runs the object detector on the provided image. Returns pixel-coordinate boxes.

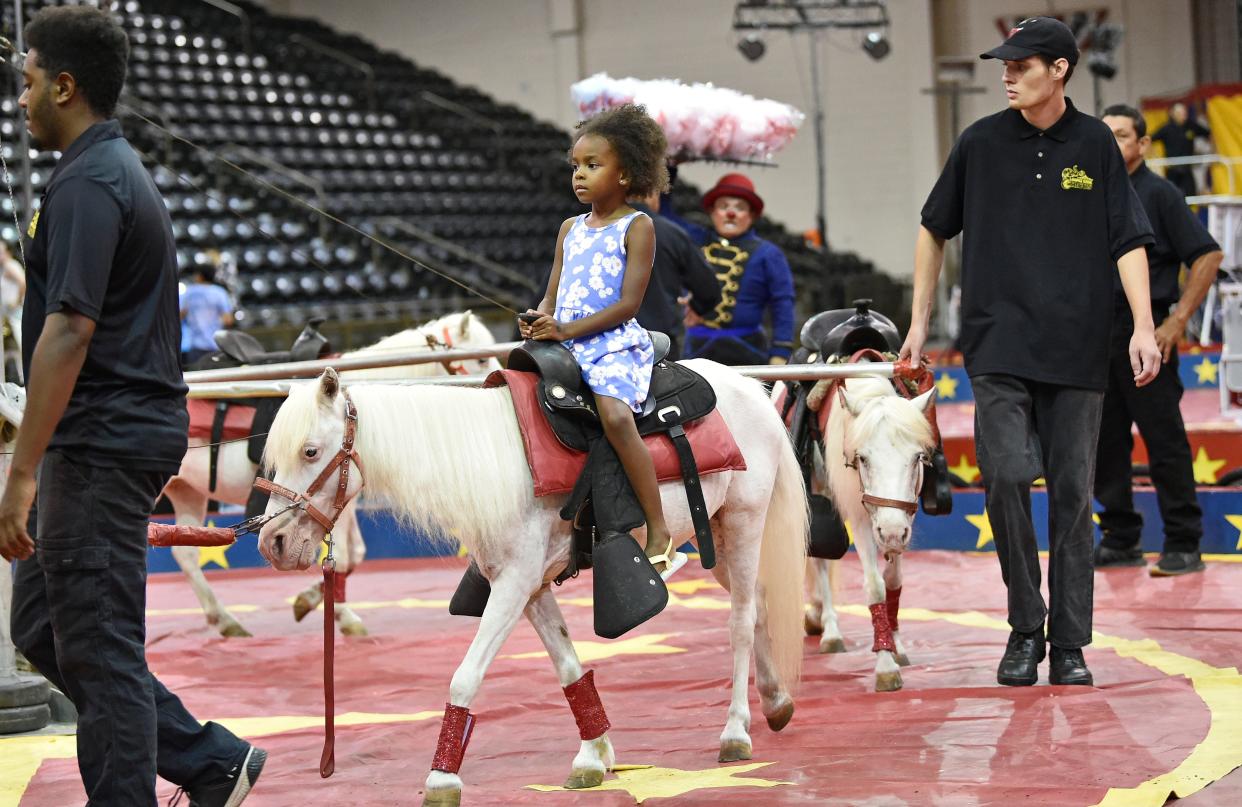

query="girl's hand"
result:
[517,309,542,340]
[528,314,568,341]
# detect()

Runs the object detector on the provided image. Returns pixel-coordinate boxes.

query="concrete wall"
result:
[274,0,1202,278]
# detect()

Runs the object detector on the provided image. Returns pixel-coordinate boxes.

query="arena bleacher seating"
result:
[0,0,903,349]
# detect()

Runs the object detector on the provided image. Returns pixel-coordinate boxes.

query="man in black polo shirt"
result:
[0,7,263,805]
[901,17,1159,688]
[1094,104,1222,577]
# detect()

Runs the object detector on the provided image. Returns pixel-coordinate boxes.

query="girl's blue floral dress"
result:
[554,210,655,413]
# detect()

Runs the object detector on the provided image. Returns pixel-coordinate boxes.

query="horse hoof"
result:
[875,671,903,692]
[819,637,846,654]
[219,621,252,638]
[764,699,795,732]
[422,789,461,807]
[718,739,752,762]
[293,594,317,622]
[895,652,911,667]
[564,768,605,789]
[803,612,824,636]
[338,621,369,637]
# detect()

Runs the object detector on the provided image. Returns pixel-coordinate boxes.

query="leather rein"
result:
[249,389,364,778]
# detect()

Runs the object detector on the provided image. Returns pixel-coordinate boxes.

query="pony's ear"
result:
[912,387,937,414]
[837,386,861,416]
[319,367,341,403]
[458,310,473,337]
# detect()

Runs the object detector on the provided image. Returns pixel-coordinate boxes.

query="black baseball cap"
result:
[980,16,1079,65]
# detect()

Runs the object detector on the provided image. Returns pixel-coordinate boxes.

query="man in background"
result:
[1094,104,1223,577]
[628,188,720,359]
[1151,102,1211,198]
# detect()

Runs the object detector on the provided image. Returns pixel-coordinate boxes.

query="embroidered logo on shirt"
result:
[1061,166,1094,191]
[26,210,38,238]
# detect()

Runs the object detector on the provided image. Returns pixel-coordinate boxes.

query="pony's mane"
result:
[265,381,531,553]
[842,377,934,451]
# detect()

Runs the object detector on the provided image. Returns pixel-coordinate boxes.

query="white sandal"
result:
[648,535,689,582]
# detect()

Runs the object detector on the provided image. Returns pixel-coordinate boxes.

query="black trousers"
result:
[10,451,245,806]
[973,375,1103,649]
[1094,312,1202,553]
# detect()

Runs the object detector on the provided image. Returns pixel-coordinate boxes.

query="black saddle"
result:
[799,299,900,359]
[192,317,332,371]
[451,333,717,638]
[507,331,673,426]
[191,319,329,501]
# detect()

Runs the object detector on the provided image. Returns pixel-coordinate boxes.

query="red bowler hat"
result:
[701,173,764,218]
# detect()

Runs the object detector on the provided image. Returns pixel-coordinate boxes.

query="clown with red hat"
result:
[661,172,795,366]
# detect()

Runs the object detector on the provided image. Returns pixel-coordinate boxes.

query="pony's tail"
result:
[759,432,810,693]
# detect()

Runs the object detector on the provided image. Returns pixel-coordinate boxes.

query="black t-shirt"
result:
[22,120,188,472]
[1115,163,1220,309]
[1151,120,1209,160]
[921,98,1154,390]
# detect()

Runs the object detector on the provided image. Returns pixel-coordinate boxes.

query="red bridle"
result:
[253,390,364,532]
[425,326,470,375]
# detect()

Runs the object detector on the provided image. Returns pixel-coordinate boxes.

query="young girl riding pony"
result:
[520,104,686,580]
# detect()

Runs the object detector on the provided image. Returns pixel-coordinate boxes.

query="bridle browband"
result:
[844,452,925,516]
[252,390,364,533]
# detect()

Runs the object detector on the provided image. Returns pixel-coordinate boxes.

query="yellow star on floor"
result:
[504,633,685,664]
[1195,356,1218,385]
[197,542,231,569]
[1192,446,1227,484]
[966,510,994,549]
[935,372,959,400]
[948,454,980,484]
[0,711,440,803]
[527,761,794,803]
[1225,515,1242,550]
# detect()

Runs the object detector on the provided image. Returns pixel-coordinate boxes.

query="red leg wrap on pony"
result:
[563,670,610,741]
[869,602,896,653]
[885,586,901,633]
[431,703,476,774]
[332,570,349,603]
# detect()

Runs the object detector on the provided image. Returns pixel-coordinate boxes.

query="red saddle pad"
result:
[186,398,257,442]
[485,369,747,497]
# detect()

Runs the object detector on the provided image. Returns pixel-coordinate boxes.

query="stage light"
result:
[862,30,890,61]
[738,33,766,62]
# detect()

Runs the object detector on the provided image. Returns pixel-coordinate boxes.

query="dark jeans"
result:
[10,451,244,806]
[1094,311,1202,553]
[973,375,1103,649]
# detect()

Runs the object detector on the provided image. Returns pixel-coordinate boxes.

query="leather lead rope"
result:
[321,539,336,778]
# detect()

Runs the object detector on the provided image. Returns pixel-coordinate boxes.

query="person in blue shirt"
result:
[662,172,795,365]
[179,262,234,367]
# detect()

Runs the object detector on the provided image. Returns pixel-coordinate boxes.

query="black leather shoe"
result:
[997,630,1045,686]
[1150,551,1205,577]
[1093,543,1145,568]
[1049,647,1093,686]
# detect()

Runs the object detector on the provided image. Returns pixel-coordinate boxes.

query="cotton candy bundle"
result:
[570,73,805,162]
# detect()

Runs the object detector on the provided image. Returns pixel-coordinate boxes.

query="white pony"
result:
[162,311,501,637]
[803,373,935,692]
[257,360,808,805]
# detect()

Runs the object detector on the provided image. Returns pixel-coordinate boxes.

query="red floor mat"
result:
[8,552,1242,806]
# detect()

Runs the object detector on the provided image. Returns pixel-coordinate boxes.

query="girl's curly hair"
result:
[572,104,669,197]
